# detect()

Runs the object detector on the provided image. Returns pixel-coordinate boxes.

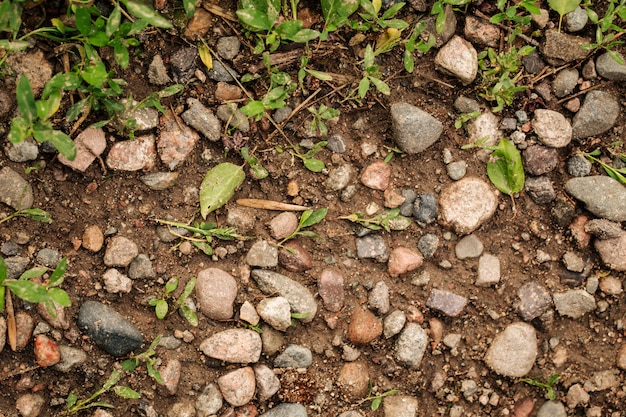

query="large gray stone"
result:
[553,289,596,318]
[572,91,620,139]
[484,322,537,377]
[394,323,428,368]
[596,52,626,80]
[251,270,317,321]
[181,98,221,142]
[565,176,626,222]
[390,102,443,154]
[0,167,33,210]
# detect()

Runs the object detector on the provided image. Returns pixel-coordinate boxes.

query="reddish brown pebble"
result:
[347,309,383,345]
[82,225,104,252]
[388,247,424,277]
[318,268,345,312]
[360,161,392,191]
[34,334,61,367]
[216,82,244,101]
[617,343,626,370]
[511,397,535,417]
[565,97,580,112]
[569,215,590,249]
[278,240,313,272]
[235,404,258,417]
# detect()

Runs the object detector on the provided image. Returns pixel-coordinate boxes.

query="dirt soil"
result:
[1,0,626,416]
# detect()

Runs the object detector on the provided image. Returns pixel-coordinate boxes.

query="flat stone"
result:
[360,161,392,191]
[148,54,171,85]
[537,401,566,417]
[170,47,197,83]
[0,167,33,210]
[57,128,105,171]
[7,50,53,94]
[77,301,143,356]
[206,60,239,82]
[532,109,572,148]
[259,403,307,417]
[553,289,596,318]
[368,281,390,315]
[390,102,443,154]
[260,325,284,356]
[240,301,260,326]
[584,369,620,392]
[435,35,478,85]
[540,29,589,64]
[518,281,552,321]
[565,176,626,222]
[196,268,238,321]
[196,383,223,417]
[15,393,45,417]
[440,177,497,235]
[103,269,132,294]
[348,309,383,345]
[356,234,389,262]
[464,15,500,47]
[566,383,589,409]
[525,176,556,205]
[257,297,292,332]
[274,344,312,368]
[562,251,585,272]
[382,395,418,417]
[119,99,159,131]
[34,334,60,367]
[388,247,423,277]
[251,270,317,321]
[158,110,199,170]
[215,81,243,101]
[395,322,428,368]
[417,233,439,258]
[267,212,298,240]
[128,254,155,279]
[218,367,256,407]
[181,98,221,142]
[246,240,278,268]
[484,322,537,377]
[278,240,313,272]
[565,6,588,32]
[455,234,483,259]
[36,248,60,267]
[216,36,241,60]
[337,362,369,400]
[523,145,559,175]
[585,219,624,239]
[106,134,156,171]
[159,359,181,396]
[446,160,467,180]
[599,276,623,296]
[318,267,345,312]
[572,90,620,139]
[200,329,262,363]
[103,236,138,267]
[254,364,281,401]
[53,345,87,373]
[594,234,626,271]
[184,7,212,40]
[476,254,501,287]
[383,310,407,339]
[426,289,468,317]
[552,68,579,98]
[140,172,179,190]
[15,311,35,351]
[325,163,353,191]
[596,52,626,80]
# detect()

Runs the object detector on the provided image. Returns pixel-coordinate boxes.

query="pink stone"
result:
[34,334,61,367]
[158,110,199,170]
[106,134,156,171]
[360,161,391,191]
[347,309,382,345]
[388,247,423,277]
[58,127,107,172]
[318,268,344,312]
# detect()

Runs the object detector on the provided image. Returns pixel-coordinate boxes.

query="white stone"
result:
[435,35,478,85]
[484,322,537,377]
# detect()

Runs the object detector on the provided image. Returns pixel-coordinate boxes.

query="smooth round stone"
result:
[260,403,307,417]
[484,322,537,377]
[387,247,423,277]
[217,367,256,407]
[195,383,223,417]
[348,309,383,345]
[532,109,572,148]
[337,362,369,399]
[199,329,262,364]
[257,297,292,332]
[196,268,237,321]
[391,102,443,154]
[103,236,139,267]
[254,364,281,401]
[440,177,497,235]
[251,270,317,322]
[537,401,566,417]
[274,344,313,368]
[572,90,620,139]
[455,234,484,259]
[360,161,391,191]
[565,176,626,222]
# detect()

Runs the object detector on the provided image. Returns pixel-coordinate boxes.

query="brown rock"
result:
[387,247,423,277]
[278,240,313,272]
[158,110,200,170]
[16,311,35,351]
[184,8,212,40]
[217,367,256,407]
[383,188,405,208]
[511,397,535,417]
[318,268,345,312]
[196,268,238,321]
[82,225,104,252]
[594,233,626,271]
[33,334,61,367]
[15,393,45,417]
[159,359,182,396]
[599,276,623,295]
[464,15,500,47]
[267,212,298,240]
[36,302,70,330]
[337,362,370,399]
[569,215,591,249]
[617,343,626,370]
[360,161,391,191]
[216,82,243,101]
[348,309,383,345]
[106,134,156,171]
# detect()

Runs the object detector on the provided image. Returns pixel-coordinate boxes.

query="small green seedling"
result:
[582,0,626,65]
[430,0,473,34]
[121,335,164,383]
[285,141,328,173]
[463,138,525,196]
[155,218,247,257]
[490,0,540,42]
[0,208,51,225]
[289,311,312,327]
[320,0,360,39]
[350,0,408,32]
[307,104,340,137]
[199,162,246,218]
[64,367,139,415]
[278,208,328,246]
[454,111,481,129]
[241,147,269,179]
[148,277,198,326]
[359,382,400,410]
[520,373,559,400]
[357,44,391,99]
[580,149,626,184]
[338,208,412,232]
[383,145,403,163]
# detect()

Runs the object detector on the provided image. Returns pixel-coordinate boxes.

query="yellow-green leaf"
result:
[200,163,245,218]
[198,43,213,71]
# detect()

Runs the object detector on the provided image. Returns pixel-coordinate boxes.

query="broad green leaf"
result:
[47,288,71,306]
[4,280,50,303]
[157,84,185,97]
[88,31,110,47]
[276,20,303,38]
[183,0,197,18]
[165,276,179,294]
[370,77,390,95]
[74,6,93,37]
[155,299,168,319]
[36,91,62,121]
[113,43,130,69]
[321,0,359,32]
[486,138,525,195]
[180,306,199,327]
[305,69,333,81]
[300,208,328,228]
[48,258,67,287]
[372,396,382,410]
[303,157,325,172]
[122,0,173,29]
[81,45,108,88]
[19,267,47,281]
[148,298,159,306]
[240,100,266,118]
[8,117,30,144]
[121,358,138,372]
[286,28,320,43]
[114,386,140,399]
[547,0,580,16]
[180,277,196,300]
[381,2,405,19]
[0,40,29,51]
[66,392,78,409]
[363,44,375,69]
[16,75,36,125]
[192,240,213,255]
[404,49,414,73]
[146,362,163,384]
[358,77,370,98]
[67,97,90,122]
[199,163,245,218]
[107,4,122,37]
[236,9,273,32]
[34,128,76,161]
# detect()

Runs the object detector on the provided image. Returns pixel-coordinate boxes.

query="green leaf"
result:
[358,77,370,98]
[180,277,196,300]
[48,258,67,287]
[236,9,273,32]
[287,28,320,43]
[66,392,78,409]
[4,280,50,303]
[107,4,122,37]
[0,287,5,312]
[304,69,333,81]
[0,257,6,284]
[75,6,93,37]
[16,75,36,125]
[192,240,213,255]
[370,77,390,95]
[303,157,325,172]
[81,45,108,88]
[121,358,138,372]
[114,386,140,399]
[155,299,168,319]
[200,162,246,218]
[121,0,173,29]
[486,138,525,195]
[164,276,179,294]
[240,100,266,118]
[547,0,580,17]
[180,305,199,327]
[300,208,328,228]
[372,396,382,410]
[8,117,30,144]
[113,43,130,69]
[47,288,71,307]
[0,40,30,51]
[183,0,197,18]
[363,44,375,69]
[321,0,359,32]
[34,129,76,161]
[19,267,47,281]
[146,362,163,384]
